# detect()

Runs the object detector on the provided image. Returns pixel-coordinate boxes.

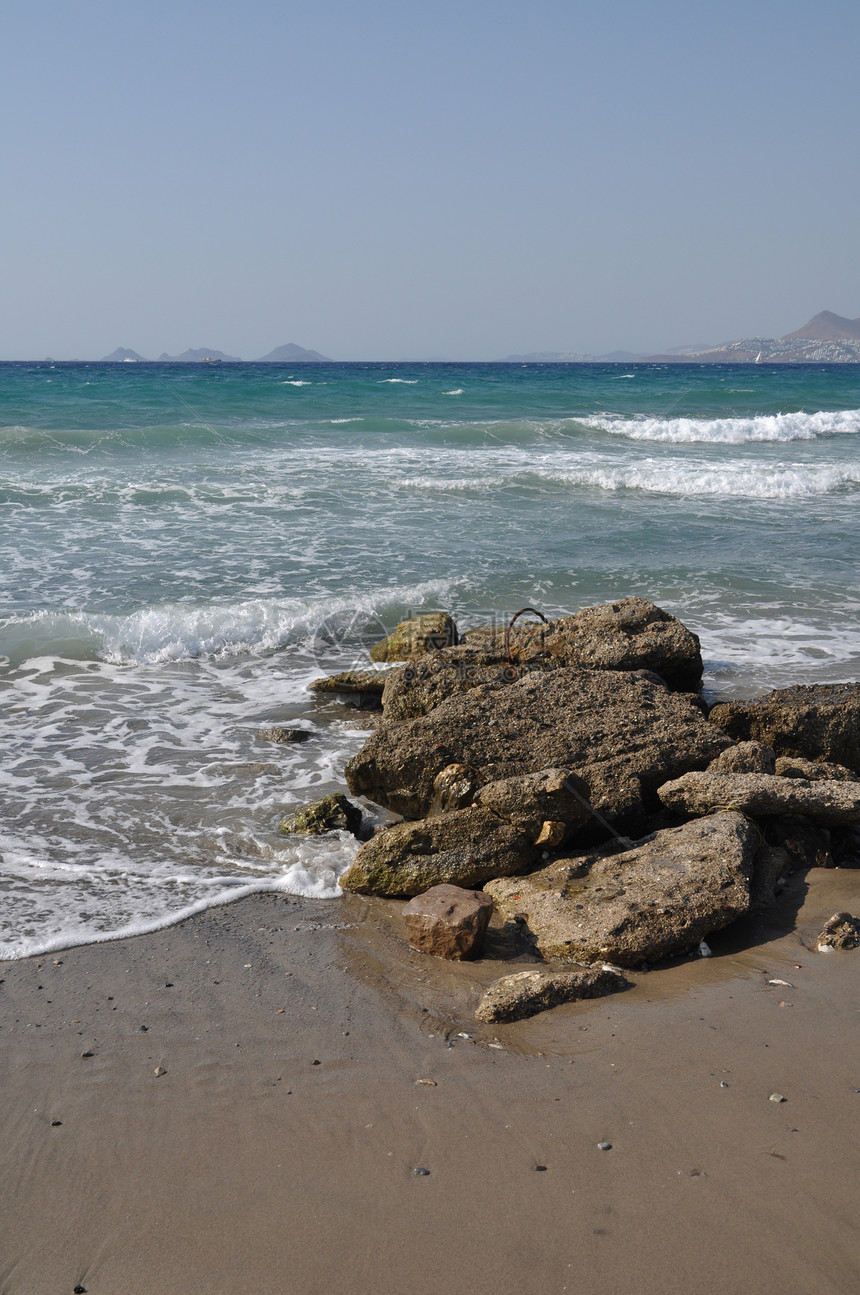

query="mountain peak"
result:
[782,311,860,342]
[257,343,332,362]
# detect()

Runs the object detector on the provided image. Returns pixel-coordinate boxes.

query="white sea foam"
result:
[282,380,312,386]
[0,579,453,667]
[444,388,465,395]
[380,378,419,383]
[529,460,860,499]
[587,407,860,444]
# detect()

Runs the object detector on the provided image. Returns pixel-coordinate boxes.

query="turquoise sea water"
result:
[1,360,858,957]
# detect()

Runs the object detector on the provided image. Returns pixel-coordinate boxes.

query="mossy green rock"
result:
[279,793,363,838]
[370,613,458,663]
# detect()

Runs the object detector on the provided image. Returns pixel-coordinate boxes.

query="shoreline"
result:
[3,866,859,1295]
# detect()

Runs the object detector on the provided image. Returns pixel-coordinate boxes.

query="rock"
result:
[428,763,479,814]
[708,683,860,773]
[256,727,313,744]
[473,768,591,840]
[475,965,630,1022]
[485,812,757,967]
[279,793,364,838]
[708,741,775,774]
[817,912,860,950]
[402,884,494,960]
[346,668,731,836]
[832,824,860,868]
[765,816,832,870]
[657,771,860,826]
[463,597,703,690]
[370,613,458,663]
[381,651,557,722]
[775,756,859,782]
[308,670,391,709]
[339,806,540,895]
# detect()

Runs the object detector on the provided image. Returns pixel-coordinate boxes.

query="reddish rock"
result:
[402,884,494,960]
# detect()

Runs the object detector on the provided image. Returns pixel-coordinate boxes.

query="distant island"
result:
[642,311,860,364]
[98,342,332,363]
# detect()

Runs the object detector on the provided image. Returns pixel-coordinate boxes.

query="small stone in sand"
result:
[535,1165,548,1172]
[412,1167,431,1176]
[597,1142,612,1150]
[769,1093,786,1103]
[154,1066,167,1076]
[51,1120,62,1126]
[416,1078,437,1086]
[80,1051,94,1059]
[312,1059,321,1065]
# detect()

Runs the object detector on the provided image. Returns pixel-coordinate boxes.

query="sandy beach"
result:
[2,864,858,1295]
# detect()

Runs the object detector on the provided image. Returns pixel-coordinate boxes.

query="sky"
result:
[2,0,858,360]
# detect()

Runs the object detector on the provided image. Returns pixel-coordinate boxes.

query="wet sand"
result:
[2,866,859,1295]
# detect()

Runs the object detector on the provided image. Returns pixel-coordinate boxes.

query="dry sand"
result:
[1,866,858,1295]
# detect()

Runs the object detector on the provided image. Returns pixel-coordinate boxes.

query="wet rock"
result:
[339,806,540,895]
[370,613,458,663]
[657,771,860,826]
[766,816,832,870]
[308,670,391,710]
[463,597,703,690]
[256,727,313,744]
[817,912,860,951]
[428,763,479,814]
[485,812,757,967]
[708,683,860,774]
[475,965,630,1023]
[346,668,731,836]
[774,755,859,782]
[750,842,791,910]
[708,741,776,774]
[403,884,494,960]
[279,793,364,838]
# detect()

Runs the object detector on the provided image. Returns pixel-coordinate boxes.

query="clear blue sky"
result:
[2,0,858,359]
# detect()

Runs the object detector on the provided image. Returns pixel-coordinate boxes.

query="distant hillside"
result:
[101,347,148,361]
[257,343,332,362]
[782,311,860,342]
[158,348,241,362]
[643,310,860,364]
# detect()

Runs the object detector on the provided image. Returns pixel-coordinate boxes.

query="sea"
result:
[1,359,858,960]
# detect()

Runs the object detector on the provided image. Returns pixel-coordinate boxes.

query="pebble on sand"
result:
[597,1142,612,1150]
[154,1066,167,1076]
[412,1167,431,1176]
[769,1093,786,1103]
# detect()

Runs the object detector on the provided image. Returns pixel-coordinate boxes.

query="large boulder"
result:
[346,668,731,836]
[475,965,631,1023]
[338,806,540,896]
[657,771,860,826]
[774,755,859,782]
[485,812,758,967]
[709,683,860,773]
[402,884,494,960]
[462,597,703,690]
[370,613,458,663]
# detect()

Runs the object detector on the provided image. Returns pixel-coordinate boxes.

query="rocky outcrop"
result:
[279,793,363,838]
[708,741,775,774]
[657,771,860,826]
[346,668,731,835]
[774,756,859,782]
[402,885,494,960]
[309,670,391,709]
[462,597,703,690]
[370,613,458,663]
[485,812,757,967]
[475,965,631,1023]
[338,806,540,895]
[339,766,592,896]
[709,684,860,773]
